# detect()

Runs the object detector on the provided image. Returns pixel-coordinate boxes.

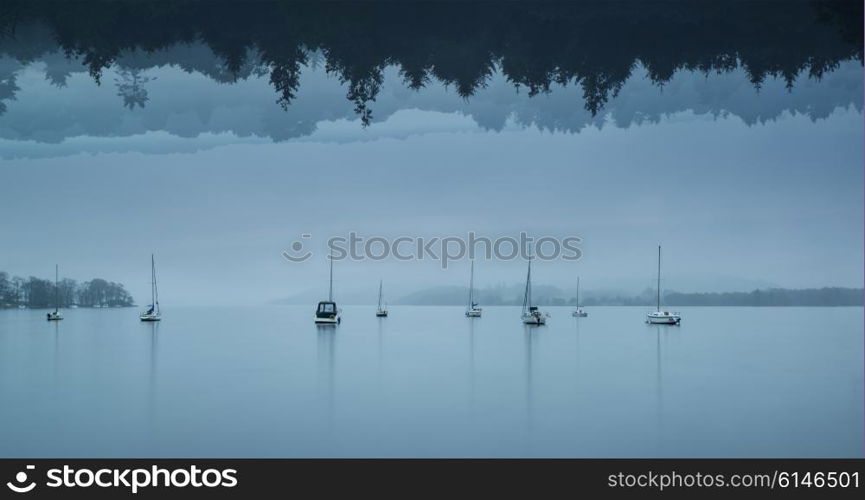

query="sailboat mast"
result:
[328,251,333,302]
[577,277,580,308]
[54,264,59,313]
[150,255,155,306]
[656,245,661,311]
[152,254,159,312]
[378,280,383,310]
[527,258,532,308]
[468,260,474,307]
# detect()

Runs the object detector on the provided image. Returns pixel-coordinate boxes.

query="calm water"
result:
[0,306,861,457]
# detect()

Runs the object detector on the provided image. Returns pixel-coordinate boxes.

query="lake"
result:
[0,306,860,457]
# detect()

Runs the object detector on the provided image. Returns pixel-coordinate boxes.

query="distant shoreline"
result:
[273,286,864,307]
[386,304,865,308]
[384,286,865,307]
[270,303,865,308]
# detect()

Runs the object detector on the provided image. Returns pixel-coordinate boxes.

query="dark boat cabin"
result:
[316,301,337,318]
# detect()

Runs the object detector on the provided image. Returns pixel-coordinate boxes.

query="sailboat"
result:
[521,257,548,325]
[315,252,341,325]
[46,264,63,321]
[572,277,588,317]
[375,280,388,317]
[139,254,161,321]
[646,245,681,325]
[465,260,482,317]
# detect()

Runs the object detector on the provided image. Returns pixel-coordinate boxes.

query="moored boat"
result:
[46,265,63,321]
[572,277,588,317]
[521,257,548,325]
[315,252,341,325]
[646,245,681,325]
[465,260,482,318]
[139,254,161,322]
[376,280,388,317]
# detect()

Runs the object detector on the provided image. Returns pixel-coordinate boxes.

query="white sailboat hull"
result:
[647,312,681,324]
[139,313,161,322]
[572,309,588,317]
[46,312,63,321]
[522,313,546,325]
[465,308,482,317]
[376,310,388,317]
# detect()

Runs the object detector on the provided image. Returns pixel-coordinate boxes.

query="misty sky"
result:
[1,55,862,306]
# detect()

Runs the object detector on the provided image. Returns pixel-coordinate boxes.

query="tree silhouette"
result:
[0,0,860,121]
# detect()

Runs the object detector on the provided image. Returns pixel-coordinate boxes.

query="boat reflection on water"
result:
[316,325,336,432]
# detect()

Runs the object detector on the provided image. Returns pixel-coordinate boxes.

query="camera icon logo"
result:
[282,234,313,262]
[7,465,36,493]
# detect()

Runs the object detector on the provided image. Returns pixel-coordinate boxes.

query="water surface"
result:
[0,306,860,457]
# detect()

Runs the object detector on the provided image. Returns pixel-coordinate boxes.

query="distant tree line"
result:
[535,287,862,307]
[0,0,860,123]
[557,287,863,307]
[0,271,134,308]
[662,288,863,307]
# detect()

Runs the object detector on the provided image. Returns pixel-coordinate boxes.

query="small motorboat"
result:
[315,300,341,324]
